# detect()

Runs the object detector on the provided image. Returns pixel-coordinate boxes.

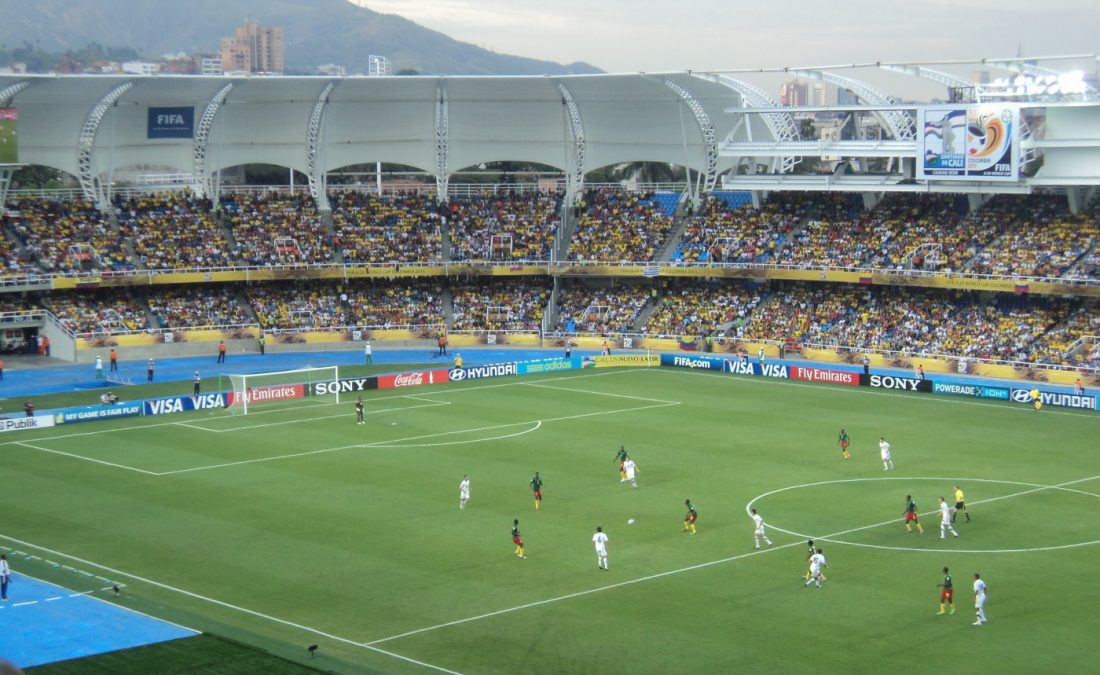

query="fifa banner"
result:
[144,393,229,415]
[918,105,1019,181]
[932,381,1010,400]
[147,106,195,139]
[0,107,17,163]
[0,415,55,433]
[662,354,725,370]
[54,403,144,425]
[861,374,934,393]
[1011,388,1097,411]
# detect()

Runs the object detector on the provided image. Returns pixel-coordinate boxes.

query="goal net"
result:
[226,365,340,415]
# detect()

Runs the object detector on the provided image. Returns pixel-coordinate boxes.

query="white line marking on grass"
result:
[157,397,678,476]
[0,534,460,674]
[521,381,680,405]
[747,475,1100,554]
[366,421,542,448]
[365,472,1100,647]
[654,367,1100,419]
[182,398,452,434]
[13,441,160,476]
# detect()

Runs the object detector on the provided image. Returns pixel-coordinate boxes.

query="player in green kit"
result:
[904,495,924,533]
[937,566,956,615]
[683,499,698,534]
[613,445,629,481]
[530,472,543,511]
[838,429,851,460]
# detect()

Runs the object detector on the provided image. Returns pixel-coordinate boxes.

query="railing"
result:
[2,258,1098,289]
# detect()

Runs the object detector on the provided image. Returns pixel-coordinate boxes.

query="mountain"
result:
[0,0,601,76]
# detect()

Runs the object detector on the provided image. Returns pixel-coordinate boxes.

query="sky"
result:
[351,0,1099,98]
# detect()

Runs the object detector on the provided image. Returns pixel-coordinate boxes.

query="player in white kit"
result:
[621,458,638,488]
[593,526,609,570]
[972,573,987,625]
[751,508,773,549]
[803,548,827,587]
[459,475,470,510]
[879,437,893,471]
[939,497,959,538]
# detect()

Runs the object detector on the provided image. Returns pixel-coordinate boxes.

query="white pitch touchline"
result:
[13,441,161,476]
[521,381,680,405]
[655,367,1100,419]
[365,472,1100,646]
[366,421,542,448]
[181,398,453,434]
[0,533,460,674]
[157,401,679,476]
[0,367,645,448]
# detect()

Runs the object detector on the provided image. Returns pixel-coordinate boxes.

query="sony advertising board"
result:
[864,374,934,392]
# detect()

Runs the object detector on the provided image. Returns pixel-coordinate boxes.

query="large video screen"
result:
[918,105,1019,181]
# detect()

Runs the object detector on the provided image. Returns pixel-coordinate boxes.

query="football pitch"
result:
[4,366,1099,673]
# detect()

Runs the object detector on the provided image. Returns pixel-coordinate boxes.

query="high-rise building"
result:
[367,55,392,77]
[779,80,809,107]
[219,22,284,74]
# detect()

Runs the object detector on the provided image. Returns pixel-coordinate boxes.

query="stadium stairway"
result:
[630,288,661,332]
[554,201,578,261]
[441,286,455,328]
[440,211,453,261]
[319,209,344,264]
[653,212,690,262]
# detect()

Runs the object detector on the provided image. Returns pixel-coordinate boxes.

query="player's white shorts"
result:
[595,546,607,556]
[625,469,636,480]
[460,491,470,499]
[975,594,986,608]
[755,526,766,536]
[809,565,822,577]
[881,451,891,461]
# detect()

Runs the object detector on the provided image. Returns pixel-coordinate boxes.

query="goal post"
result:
[226,365,340,415]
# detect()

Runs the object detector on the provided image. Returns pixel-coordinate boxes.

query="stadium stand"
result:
[147,286,252,328]
[450,279,550,331]
[331,191,442,263]
[44,291,149,335]
[446,191,560,261]
[6,196,131,273]
[645,280,763,337]
[568,189,676,262]
[556,285,649,333]
[673,192,810,263]
[247,280,444,329]
[966,196,1099,278]
[221,193,335,265]
[116,191,234,270]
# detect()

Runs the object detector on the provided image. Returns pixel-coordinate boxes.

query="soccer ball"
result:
[627,518,636,525]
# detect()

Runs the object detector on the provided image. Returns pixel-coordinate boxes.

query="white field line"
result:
[366,421,543,449]
[181,397,453,434]
[0,535,459,675]
[0,368,645,447]
[655,367,1100,419]
[157,401,678,476]
[365,473,1100,646]
[520,381,680,405]
[13,441,160,476]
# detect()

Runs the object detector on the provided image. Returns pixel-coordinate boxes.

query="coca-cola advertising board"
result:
[377,369,451,390]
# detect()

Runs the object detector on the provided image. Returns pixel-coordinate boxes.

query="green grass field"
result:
[5,365,1099,674]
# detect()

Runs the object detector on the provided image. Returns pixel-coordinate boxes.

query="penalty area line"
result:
[0,533,460,674]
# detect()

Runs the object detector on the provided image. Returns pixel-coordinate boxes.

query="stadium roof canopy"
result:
[1,71,1098,208]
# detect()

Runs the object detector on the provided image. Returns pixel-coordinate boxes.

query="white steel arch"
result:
[192,81,234,198]
[557,83,586,199]
[307,80,337,211]
[663,78,718,194]
[791,70,917,141]
[696,73,800,173]
[78,80,133,207]
[0,80,30,106]
[434,82,449,202]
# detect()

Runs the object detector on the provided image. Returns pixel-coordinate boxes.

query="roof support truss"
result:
[790,70,916,141]
[307,81,336,211]
[663,79,718,193]
[558,83,586,199]
[78,80,133,208]
[697,73,800,173]
[0,80,30,107]
[435,84,449,202]
[192,82,234,198]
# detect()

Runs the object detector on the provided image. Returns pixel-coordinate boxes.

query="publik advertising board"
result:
[0,415,55,433]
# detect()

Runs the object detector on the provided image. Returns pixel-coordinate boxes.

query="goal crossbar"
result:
[227,365,340,415]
